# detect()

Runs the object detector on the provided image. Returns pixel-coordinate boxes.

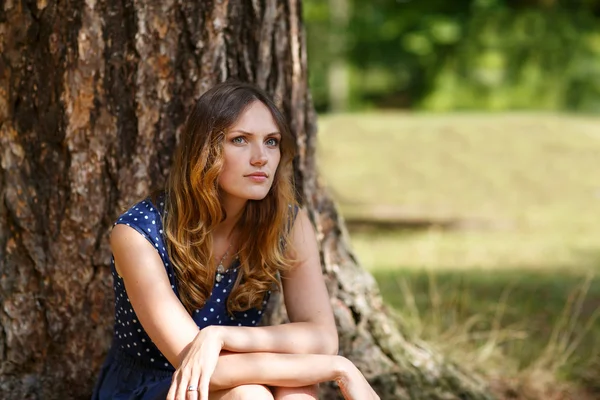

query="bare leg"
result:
[209,384,274,400]
[272,385,319,400]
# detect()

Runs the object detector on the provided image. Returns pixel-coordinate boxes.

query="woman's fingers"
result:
[166,370,182,400]
[198,372,210,400]
[198,348,219,400]
[186,366,201,400]
[166,366,202,400]
[174,367,197,400]
[179,377,191,400]
[185,382,199,400]
[335,363,380,400]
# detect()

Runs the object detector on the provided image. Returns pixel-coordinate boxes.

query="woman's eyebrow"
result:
[229,130,281,136]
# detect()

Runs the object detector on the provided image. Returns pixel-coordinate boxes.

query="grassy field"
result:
[316,112,600,397]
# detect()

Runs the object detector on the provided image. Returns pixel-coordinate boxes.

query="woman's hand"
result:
[166,325,224,400]
[335,357,380,400]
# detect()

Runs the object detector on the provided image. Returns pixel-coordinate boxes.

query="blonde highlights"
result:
[160,81,298,315]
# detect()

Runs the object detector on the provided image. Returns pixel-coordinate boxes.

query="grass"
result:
[316,112,600,397]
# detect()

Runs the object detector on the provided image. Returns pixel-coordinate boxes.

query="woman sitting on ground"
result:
[92,80,379,400]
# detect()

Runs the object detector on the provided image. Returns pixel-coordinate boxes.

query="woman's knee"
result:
[272,385,319,400]
[221,384,274,400]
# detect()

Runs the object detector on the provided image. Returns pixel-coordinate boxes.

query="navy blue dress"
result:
[93,196,273,400]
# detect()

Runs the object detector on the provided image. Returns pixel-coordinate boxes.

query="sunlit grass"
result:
[317,112,600,395]
[318,112,600,228]
[350,229,600,273]
[317,111,600,271]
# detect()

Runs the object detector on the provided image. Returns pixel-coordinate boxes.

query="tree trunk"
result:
[0,1,494,399]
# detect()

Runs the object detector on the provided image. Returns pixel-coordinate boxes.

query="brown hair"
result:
[160,81,298,315]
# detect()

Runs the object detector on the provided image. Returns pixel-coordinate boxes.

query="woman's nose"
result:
[250,145,268,166]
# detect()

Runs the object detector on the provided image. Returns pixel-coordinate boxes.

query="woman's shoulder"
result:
[113,194,167,253]
[110,193,174,282]
[115,194,165,226]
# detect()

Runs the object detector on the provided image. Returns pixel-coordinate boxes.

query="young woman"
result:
[92,81,379,400]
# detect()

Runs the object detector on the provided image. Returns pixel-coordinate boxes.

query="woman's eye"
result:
[232,136,246,144]
[266,138,279,146]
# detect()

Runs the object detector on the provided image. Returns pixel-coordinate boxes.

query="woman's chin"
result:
[247,193,270,201]
[244,188,272,201]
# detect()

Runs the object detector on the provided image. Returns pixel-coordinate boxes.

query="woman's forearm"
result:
[215,323,338,356]
[209,352,346,391]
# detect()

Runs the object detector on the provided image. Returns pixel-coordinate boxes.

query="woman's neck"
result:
[215,196,247,240]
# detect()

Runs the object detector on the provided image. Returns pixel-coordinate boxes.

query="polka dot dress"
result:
[92,194,273,400]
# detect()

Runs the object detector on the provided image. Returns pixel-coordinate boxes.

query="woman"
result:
[93,81,379,400]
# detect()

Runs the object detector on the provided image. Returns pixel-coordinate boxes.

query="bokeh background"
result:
[304,0,600,397]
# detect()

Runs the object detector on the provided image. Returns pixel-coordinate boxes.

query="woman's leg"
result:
[272,385,319,400]
[209,384,274,400]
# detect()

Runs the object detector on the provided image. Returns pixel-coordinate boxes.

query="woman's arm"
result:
[110,224,200,367]
[210,352,342,390]
[168,343,379,400]
[113,207,335,364]
[112,218,375,399]
[218,209,338,356]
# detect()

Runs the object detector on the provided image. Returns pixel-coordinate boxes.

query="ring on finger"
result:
[187,385,198,392]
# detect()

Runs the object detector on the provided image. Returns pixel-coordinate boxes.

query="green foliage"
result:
[304,0,600,111]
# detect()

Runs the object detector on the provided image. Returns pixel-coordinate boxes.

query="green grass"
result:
[316,112,600,395]
[374,268,599,375]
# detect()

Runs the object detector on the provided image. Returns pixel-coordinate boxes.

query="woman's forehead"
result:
[229,101,278,133]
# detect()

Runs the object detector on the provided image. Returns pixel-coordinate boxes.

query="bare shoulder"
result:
[110,223,162,277]
[289,207,315,247]
[111,223,148,245]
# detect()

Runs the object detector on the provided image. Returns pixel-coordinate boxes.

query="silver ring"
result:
[187,385,198,392]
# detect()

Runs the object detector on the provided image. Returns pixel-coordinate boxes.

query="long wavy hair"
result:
[159,81,298,315]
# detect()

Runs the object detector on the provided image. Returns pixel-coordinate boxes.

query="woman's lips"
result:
[245,172,268,183]
[246,175,268,182]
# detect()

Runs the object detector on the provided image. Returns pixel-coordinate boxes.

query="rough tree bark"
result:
[0,1,494,399]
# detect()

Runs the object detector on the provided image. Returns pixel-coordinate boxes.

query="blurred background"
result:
[304,0,600,397]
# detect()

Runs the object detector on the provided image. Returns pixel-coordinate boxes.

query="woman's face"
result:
[218,100,282,204]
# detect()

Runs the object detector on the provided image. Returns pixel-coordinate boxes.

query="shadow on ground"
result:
[369,265,600,394]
